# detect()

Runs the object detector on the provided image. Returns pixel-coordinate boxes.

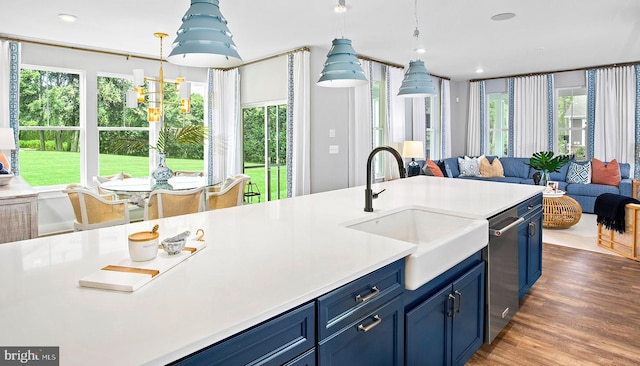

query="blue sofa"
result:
[419,156,633,214]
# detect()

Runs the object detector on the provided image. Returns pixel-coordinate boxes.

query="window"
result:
[18,66,82,187]
[97,75,206,176]
[97,75,149,177]
[557,87,587,160]
[372,80,387,178]
[424,96,441,160]
[242,102,287,202]
[487,93,509,157]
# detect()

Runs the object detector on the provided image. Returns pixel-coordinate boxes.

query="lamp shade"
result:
[0,128,16,150]
[402,140,424,159]
[317,38,368,88]
[167,0,242,68]
[397,60,436,97]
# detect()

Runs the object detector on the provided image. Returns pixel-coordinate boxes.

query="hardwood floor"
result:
[467,243,640,366]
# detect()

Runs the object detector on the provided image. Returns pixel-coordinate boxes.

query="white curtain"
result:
[593,66,636,165]
[388,66,406,146]
[513,75,549,156]
[0,41,19,173]
[467,81,482,155]
[348,60,373,187]
[209,68,241,185]
[441,79,451,158]
[290,51,311,197]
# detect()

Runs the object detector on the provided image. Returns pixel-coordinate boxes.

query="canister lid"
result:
[128,231,160,242]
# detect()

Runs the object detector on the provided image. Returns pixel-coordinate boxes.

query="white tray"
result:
[79,239,206,292]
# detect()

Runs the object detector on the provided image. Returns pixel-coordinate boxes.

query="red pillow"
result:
[425,159,444,177]
[591,158,620,187]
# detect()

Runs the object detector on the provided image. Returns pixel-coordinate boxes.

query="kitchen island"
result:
[0,176,543,365]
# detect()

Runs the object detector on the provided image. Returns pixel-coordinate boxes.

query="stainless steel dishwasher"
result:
[483,207,524,343]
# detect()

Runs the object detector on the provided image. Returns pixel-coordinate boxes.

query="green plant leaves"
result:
[526,151,570,173]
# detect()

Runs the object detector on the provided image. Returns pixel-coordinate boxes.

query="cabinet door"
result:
[405,285,453,366]
[451,262,485,366]
[517,219,530,300]
[318,295,404,366]
[526,212,543,287]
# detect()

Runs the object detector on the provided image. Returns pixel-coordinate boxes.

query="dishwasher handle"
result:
[489,217,524,237]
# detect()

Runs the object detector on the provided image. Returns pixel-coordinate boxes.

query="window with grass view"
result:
[557,87,587,160]
[488,93,509,157]
[97,75,206,178]
[19,66,81,187]
[243,102,287,202]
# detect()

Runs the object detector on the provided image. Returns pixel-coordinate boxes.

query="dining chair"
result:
[144,186,206,220]
[206,174,250,210]
[93,172,133,196]
[63,185,131,231]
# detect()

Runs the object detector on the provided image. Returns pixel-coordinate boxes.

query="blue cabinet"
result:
[405,262,485,366]
[517,194,543,300]
[317,260,405,365]
[318,295,404,366]
[171,302,315,366]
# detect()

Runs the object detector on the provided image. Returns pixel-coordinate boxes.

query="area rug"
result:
[542,213,615,256]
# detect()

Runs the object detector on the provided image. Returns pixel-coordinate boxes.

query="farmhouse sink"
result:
[344,205,488,290]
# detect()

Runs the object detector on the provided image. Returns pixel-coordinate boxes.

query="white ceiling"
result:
[1,0,639,80]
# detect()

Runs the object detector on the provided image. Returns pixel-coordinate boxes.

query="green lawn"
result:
[18,150,287,200]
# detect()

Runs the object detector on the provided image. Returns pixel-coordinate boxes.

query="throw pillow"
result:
[458,155,485,177]
[422,159,444,177]
[566,161,591,184]
[479,157,504,178]
[591,158,621,187]
[436,160,452,177]
[221,176,236,190]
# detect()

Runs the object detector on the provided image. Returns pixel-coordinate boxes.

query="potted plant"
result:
[115,124,207,189]
[526,151,570,186]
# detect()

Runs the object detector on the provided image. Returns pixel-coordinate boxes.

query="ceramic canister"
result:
[128,231,159,261]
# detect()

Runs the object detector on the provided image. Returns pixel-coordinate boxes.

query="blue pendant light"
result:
[317,38,368,87]
[167,0,242,68]
[398,0,436,97]
[398,60,436,97]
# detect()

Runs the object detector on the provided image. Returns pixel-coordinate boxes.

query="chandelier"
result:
[126,32,192,122]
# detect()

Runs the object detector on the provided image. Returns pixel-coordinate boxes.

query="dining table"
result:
[100,176,208,195]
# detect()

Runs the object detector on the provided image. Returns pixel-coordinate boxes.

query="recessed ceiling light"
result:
[58,13,78,23]
[491,13,516,21]
[476,68,484,74]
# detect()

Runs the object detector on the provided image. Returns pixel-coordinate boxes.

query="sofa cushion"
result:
[441,157,460,177]
[501,157,531,179]
[548,160,572,181]
[458,155,485,177]
[422,159,444,177]
[480,157,505,178]
[619,163,630,179]
[567,161,592,184]
[591,158,620,187]
[566,183,619,197]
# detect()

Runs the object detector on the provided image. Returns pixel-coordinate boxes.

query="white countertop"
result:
[0,176,543,365]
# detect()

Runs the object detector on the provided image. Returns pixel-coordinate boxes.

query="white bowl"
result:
[0,173,14,186]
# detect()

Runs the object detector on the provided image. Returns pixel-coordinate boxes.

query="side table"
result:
[0,176,38,243]
[542,193,582,229]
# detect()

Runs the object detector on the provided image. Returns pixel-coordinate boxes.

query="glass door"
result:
[242,102,287,202]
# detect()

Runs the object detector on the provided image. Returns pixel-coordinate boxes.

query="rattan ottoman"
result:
[542,193,582,229]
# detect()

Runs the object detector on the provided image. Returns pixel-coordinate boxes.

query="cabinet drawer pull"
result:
[455,290,462,313]
[448,293,456,318]
[355,286,380,303]
[357,315,381,332]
